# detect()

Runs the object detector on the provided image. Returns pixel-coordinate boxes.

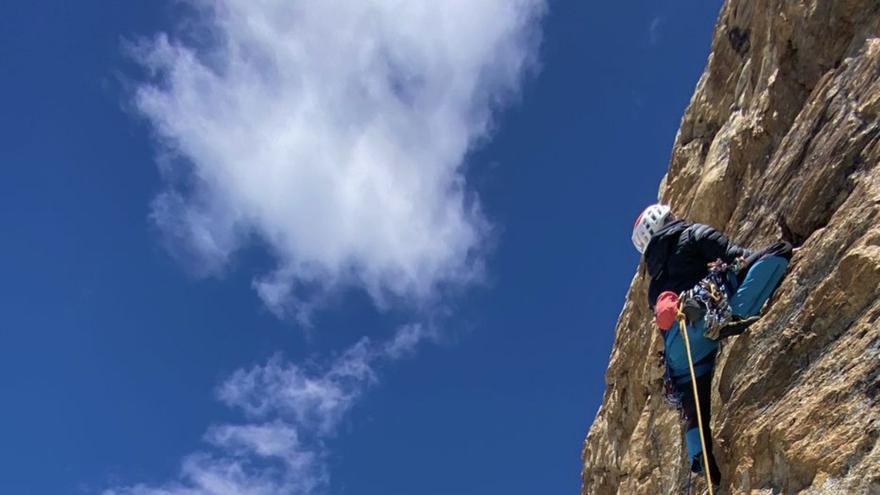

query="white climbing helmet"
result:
[632,204,672,254]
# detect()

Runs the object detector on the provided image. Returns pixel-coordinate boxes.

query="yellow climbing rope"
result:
[678,301,715,495]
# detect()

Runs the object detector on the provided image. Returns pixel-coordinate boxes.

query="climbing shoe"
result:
[716,314,761,339]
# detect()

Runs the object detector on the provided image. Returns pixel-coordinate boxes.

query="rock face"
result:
[581,1,880,494]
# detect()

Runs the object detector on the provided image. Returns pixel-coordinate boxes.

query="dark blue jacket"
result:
[644,220,750,310]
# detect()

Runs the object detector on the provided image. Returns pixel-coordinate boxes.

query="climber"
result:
[632,203,793,486]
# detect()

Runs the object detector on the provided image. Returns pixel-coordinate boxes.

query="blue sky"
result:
[1,1,721,494]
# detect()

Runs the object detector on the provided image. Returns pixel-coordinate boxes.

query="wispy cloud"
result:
[133,0,545,323]
[649,16,665,45]
[218,340,376,436]
[105,325,433,495]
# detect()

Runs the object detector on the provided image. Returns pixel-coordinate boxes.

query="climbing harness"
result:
[680,258,741,340]
[677,303,715,494]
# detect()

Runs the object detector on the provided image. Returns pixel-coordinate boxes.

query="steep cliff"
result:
[581,1,880,494]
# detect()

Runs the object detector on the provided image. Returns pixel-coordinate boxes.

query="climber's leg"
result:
[717,251,790,338]
[730,249,790,318]
[677,370,721,483]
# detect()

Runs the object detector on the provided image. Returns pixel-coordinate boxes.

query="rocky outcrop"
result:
[581,1,880,494]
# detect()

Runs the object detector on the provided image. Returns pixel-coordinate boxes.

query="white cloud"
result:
[134,0,545,321]
[649,16,665,45]
[117,0,545,492]
[106,325,434,495]
[217,323,432,435]
[383,322,437,359]
[218,341,376,436]
[106,449,322,495]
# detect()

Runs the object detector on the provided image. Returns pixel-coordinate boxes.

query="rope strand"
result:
[677,302,715,495]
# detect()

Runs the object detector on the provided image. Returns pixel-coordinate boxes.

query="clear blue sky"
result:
[1,1,721,494]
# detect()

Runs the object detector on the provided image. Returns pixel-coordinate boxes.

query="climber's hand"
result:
[681,295,706,323]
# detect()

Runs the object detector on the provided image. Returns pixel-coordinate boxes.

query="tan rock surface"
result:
[581,1,880,493]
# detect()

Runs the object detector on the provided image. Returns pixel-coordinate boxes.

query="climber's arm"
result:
[691,223,752,263]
